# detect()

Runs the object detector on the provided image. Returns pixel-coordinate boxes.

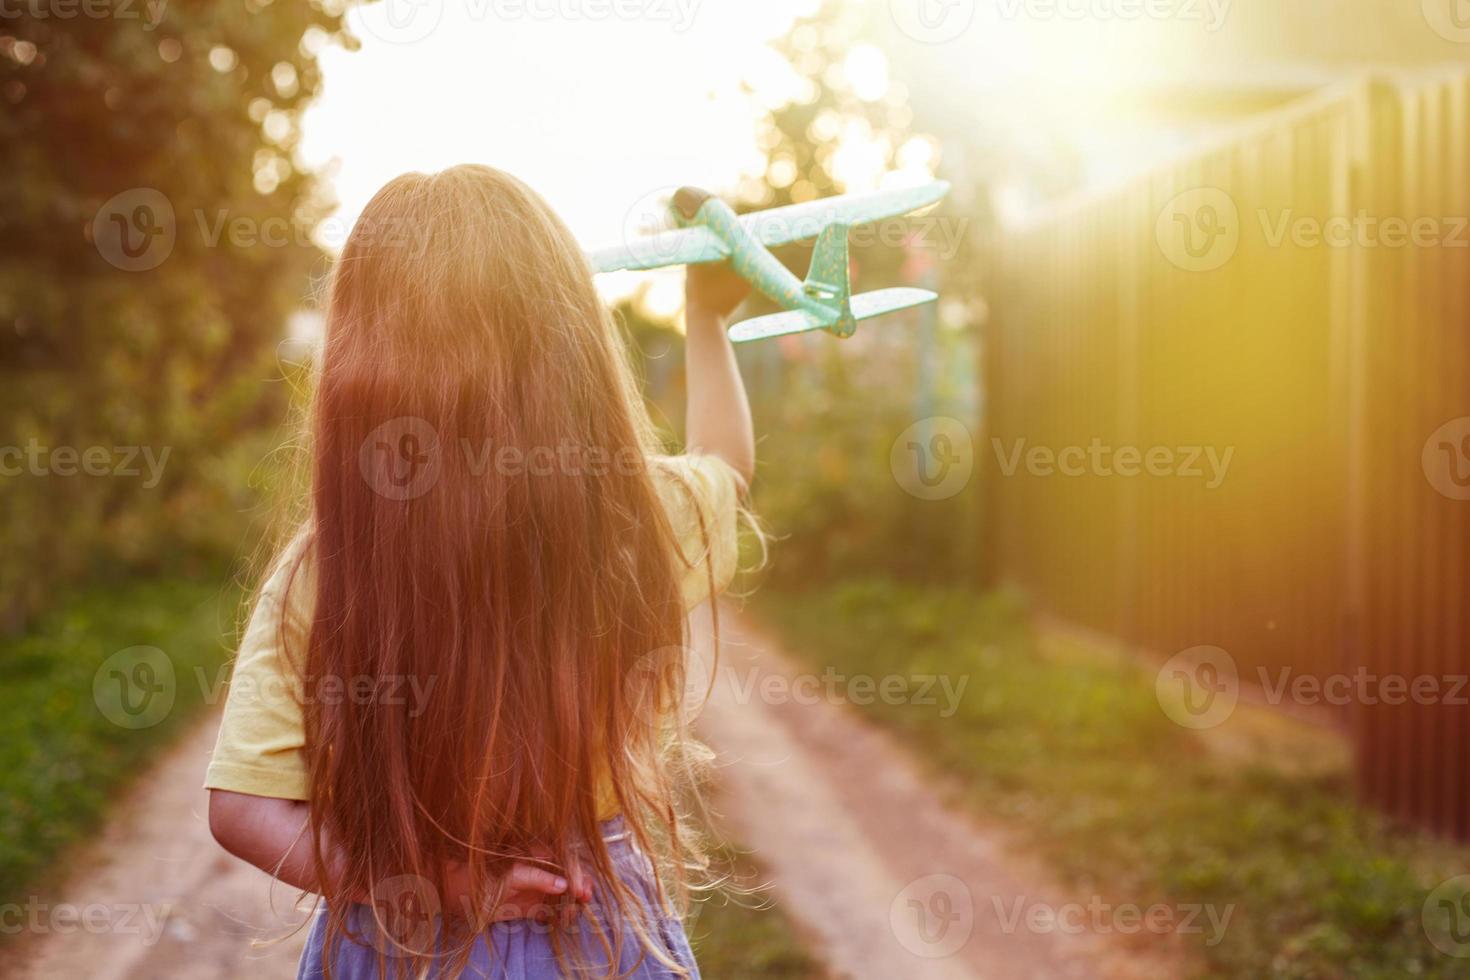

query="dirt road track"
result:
[7,714,310,980]
[690,608,1186,980]
[9,606,1186,979]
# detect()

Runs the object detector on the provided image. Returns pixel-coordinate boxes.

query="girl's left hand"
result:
[497,858,594,922]
[443,855,594,921]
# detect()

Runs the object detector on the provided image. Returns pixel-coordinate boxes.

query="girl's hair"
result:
[278,165,715,976]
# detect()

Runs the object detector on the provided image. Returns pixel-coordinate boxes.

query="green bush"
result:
[731,317,980,593]
[0,578,238,900]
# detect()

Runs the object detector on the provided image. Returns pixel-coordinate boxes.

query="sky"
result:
[300,1,812,249]
[296,0,846,313]
[290,0,1274,310]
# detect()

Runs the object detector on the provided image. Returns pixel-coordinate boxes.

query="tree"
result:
[0,2,350,628]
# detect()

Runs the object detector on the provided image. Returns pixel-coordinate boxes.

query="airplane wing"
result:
[587,226,729,273]
[727,306,835,343]
[739,181,950,248]
[726,286,937,344]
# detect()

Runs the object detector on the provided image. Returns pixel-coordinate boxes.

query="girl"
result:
[205,164,755,979]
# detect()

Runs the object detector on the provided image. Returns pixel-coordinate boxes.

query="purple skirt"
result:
[296,820,700,979]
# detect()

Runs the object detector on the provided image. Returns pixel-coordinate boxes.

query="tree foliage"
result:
[0,2,349,628]
[734,1,980,589]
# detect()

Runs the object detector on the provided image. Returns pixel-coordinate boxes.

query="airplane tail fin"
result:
[803,223,851,307]
[725,225,938,343]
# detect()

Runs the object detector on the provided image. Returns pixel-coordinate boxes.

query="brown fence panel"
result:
[984,76,1470,839]
[987,85,1360,683]
[1351,77,1470,840]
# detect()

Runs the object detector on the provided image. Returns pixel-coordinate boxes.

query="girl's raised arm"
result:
[684,262,755,485]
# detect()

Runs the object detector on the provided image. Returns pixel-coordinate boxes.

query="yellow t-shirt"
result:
[204,453,742,820]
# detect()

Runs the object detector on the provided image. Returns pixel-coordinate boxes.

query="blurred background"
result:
[5,0,1470,977]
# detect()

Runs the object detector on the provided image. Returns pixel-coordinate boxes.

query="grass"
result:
[0,575,827,975]
[0,576,240,902]
[692,869,827,979]
[753,578,1470,980]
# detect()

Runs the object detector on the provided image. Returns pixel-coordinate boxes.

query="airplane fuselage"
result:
[671,189,839,325]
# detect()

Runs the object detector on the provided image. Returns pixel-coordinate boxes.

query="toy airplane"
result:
[588,181,950,342]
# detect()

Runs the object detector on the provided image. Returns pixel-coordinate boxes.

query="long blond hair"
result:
[283,165,714,976]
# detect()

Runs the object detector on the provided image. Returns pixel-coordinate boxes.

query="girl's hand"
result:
[208,791,593,923]
[686,261,750,323]
[443,854,594,921]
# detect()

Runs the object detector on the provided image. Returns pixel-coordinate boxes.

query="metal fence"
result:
[983,75,1470,839]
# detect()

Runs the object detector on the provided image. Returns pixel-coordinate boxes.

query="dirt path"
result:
[7,717,312,980]
[8,606,1185,980]
[689,608,1187,980]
